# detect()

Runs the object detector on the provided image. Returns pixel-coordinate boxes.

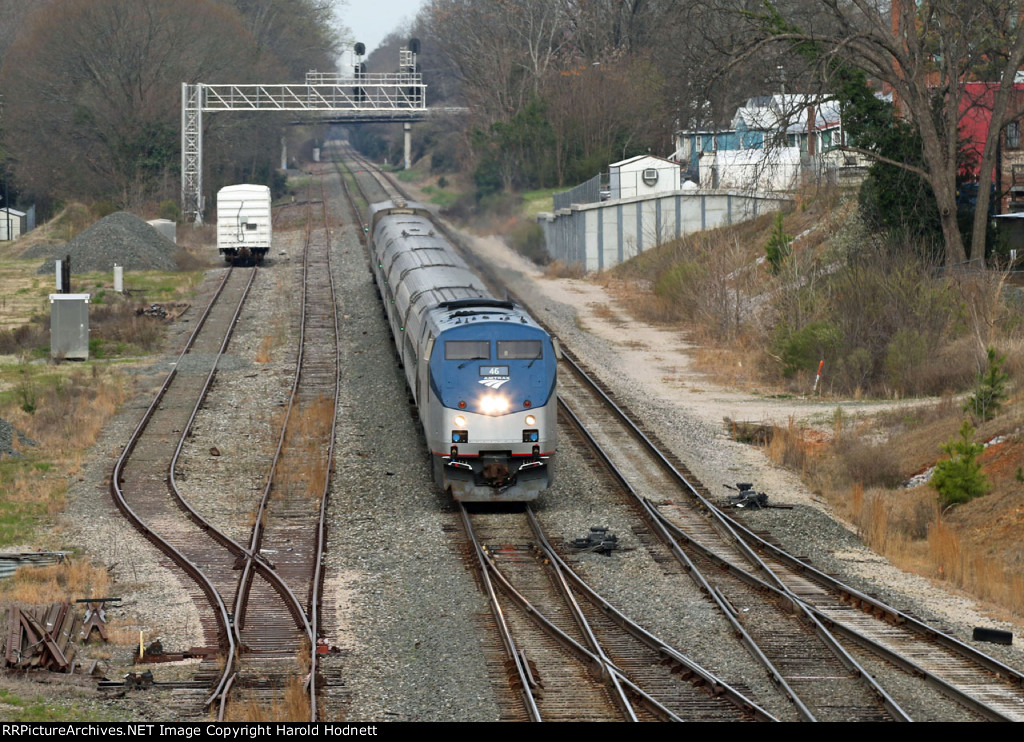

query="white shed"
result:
[609,155,681,200]
[0,208,27,241]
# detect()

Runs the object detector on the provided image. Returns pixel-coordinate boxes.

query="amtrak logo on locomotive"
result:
[479,377,510,389]
[478,365,510,389]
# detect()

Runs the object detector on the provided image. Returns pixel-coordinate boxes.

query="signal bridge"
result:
[182,49,445,223]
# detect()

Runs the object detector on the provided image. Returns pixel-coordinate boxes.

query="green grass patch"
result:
[115,270,201,301]
[421,185,460,209]
[0,459,60,547]
[395,168,426,183]
[288,175,312,193]
[0,691,121,722]
[520,187,561,219]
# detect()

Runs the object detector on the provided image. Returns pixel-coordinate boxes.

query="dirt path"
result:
[465,233,930,432]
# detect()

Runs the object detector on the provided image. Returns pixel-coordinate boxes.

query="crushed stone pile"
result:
[33,212,192,274]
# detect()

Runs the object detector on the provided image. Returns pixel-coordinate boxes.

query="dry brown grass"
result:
[256,335,274,364]
[104,621,146,647]
[801,399,1024,618]
[764,417,809,473]
[0,366,130,548]
[10,369,128,452]
[693,345,761,388]
[224,676,310,722]
[750,396,1021,613]
[544,260,587,278]
[285,396,334,499]
[589,302,617,323]
[927,516,1024,613]
[0,558,112,605]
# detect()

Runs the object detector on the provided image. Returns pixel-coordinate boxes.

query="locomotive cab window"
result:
[445,340,490,360]
[497,340,542,359]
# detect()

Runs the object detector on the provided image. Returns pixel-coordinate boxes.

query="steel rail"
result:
[110,266,249,709]
[538,537,642,721]
[460,506,681,721]
[556,395,816,720]
[648,504,1013,721]
[228,171,339,721]
[558,348,1023,720]
[309,169,343,723]
[165,268,308,645]
[719,500,1024,687]
[524,508,779,722]
[557,355,911,720]
[457,505,543,721]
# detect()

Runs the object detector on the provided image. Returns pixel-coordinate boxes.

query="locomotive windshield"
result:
[445,340,490,360]
[497,340,542,359]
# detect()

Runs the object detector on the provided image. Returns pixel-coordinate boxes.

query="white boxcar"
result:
[217,184,272,263]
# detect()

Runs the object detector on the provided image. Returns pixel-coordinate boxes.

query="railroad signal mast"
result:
[181,42,427,223]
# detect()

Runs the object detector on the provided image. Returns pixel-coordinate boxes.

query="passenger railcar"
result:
[217,184,272,264]
[369,200,557,501]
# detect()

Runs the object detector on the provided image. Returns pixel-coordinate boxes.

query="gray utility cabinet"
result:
[50,293,90,360]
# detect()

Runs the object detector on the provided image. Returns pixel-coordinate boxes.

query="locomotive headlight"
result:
[479,394,510,415]
[525,415,536,426]
[454,415,467,428]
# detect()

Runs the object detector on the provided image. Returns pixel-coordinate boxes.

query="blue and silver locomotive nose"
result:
[369,202,557,502]
[426,314,557,501]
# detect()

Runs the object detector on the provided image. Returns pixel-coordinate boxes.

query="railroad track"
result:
[460,504,774,721]
[212,167,339,720]
[111,264,256,701]
[333,145,1024,721]
[559,349,1024,721]
[557,355,908,721]
[112,170,341,721]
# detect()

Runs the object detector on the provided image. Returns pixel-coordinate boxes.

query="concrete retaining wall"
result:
[538,190,791,272]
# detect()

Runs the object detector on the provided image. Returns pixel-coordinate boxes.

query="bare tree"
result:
[230,0,344,78]
[543,57,668,184]
[427,0,568,122]
[0,0,49,64]
[0,0,263,205]
[738,0,1024,267]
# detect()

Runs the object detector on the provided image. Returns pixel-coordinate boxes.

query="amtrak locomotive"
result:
[369,201,557,501]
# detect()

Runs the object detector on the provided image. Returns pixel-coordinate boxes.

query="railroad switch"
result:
[569,527,619,555]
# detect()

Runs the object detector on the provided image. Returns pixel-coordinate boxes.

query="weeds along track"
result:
[111,264,258,706]
[112,170,341,721]
[219,167,340,721]
[459,504,773,722]
[557,350,1024,721]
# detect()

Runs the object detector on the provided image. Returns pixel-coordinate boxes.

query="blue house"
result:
[673,95,850,190]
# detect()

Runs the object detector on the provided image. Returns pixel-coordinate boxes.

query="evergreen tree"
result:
[931,420,990,508]
[764,211,792,275]
[964,346,1009,422]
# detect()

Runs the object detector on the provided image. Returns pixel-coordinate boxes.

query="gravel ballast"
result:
[35,167,1024,722]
